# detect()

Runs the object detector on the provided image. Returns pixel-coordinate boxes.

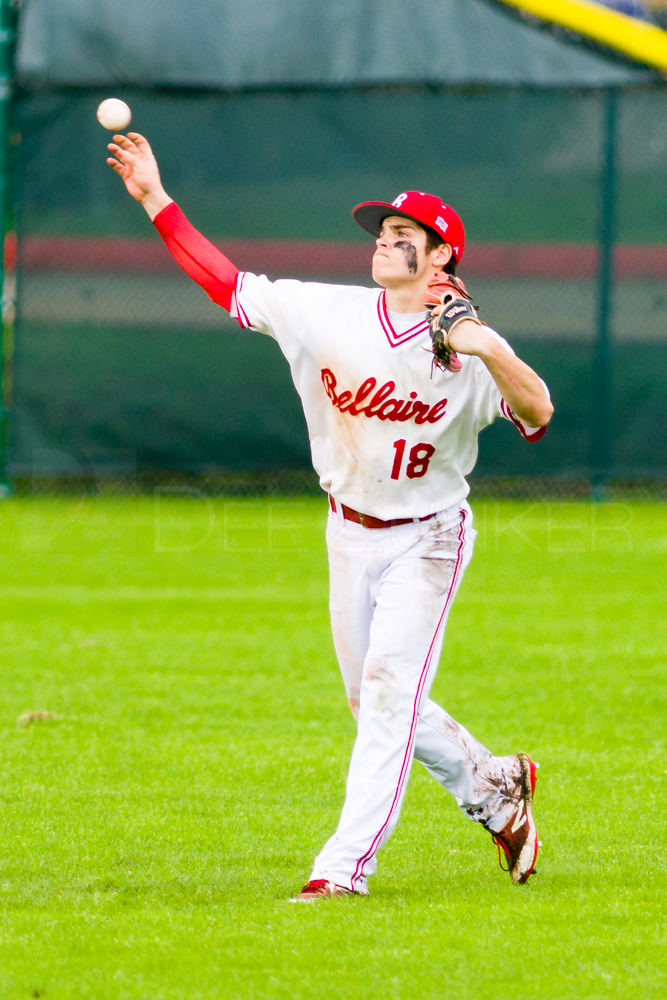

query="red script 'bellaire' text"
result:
[321,369,448,424]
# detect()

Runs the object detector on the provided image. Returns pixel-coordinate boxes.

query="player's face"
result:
[372,216,439,288]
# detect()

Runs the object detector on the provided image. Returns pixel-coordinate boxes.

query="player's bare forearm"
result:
[140,188,173,221]
[480,338,552,427]
[451,321,553,427]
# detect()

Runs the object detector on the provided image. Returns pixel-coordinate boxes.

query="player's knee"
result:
[360,655,406,715]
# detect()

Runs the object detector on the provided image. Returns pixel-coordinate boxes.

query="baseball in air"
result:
[96,98,132,131]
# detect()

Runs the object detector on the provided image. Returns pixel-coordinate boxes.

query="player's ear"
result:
[431,243,453,268]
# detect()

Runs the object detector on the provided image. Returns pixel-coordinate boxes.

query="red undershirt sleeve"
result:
[152,202,239,312]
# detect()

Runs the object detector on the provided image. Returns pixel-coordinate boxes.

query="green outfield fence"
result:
[4,8,666,499]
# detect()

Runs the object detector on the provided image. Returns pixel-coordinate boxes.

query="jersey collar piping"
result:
[377,290,430,348]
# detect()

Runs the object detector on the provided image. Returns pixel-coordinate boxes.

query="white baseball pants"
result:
[311,501,516,893]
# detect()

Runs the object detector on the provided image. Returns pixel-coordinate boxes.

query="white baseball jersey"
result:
[232,274,545,520]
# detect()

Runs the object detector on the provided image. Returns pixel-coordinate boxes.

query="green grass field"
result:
[0,496,664,1000]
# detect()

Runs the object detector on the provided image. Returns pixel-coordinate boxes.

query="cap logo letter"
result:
[392,193,408,208]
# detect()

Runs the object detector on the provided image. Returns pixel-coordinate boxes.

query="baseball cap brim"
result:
[352,201,423,238]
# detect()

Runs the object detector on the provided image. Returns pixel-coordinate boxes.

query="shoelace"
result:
[491,833,537,879]
[491,833,512,873]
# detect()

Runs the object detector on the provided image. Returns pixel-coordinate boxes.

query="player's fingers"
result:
[106,148,128,170]
[110,133,139,151]
[107,141,139,167]
[127,132,153,156]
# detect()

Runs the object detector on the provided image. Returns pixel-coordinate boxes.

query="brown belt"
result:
[329,495,437,530]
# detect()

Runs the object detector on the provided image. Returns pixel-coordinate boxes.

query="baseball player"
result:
[107,133,553,901]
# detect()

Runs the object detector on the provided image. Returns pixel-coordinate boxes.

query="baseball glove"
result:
[424,272,480,373]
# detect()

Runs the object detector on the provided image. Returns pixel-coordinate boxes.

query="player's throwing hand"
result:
[106,133,172,219]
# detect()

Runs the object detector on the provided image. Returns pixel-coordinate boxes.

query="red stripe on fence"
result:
[15,236,667,279]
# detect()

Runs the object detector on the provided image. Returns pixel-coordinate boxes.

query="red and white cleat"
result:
[487,754,539,884]
[289,879,365,902]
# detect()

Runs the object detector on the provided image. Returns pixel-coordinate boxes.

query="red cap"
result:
[352,191,465,263]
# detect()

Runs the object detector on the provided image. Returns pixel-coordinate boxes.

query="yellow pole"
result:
[495,0,667,72]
